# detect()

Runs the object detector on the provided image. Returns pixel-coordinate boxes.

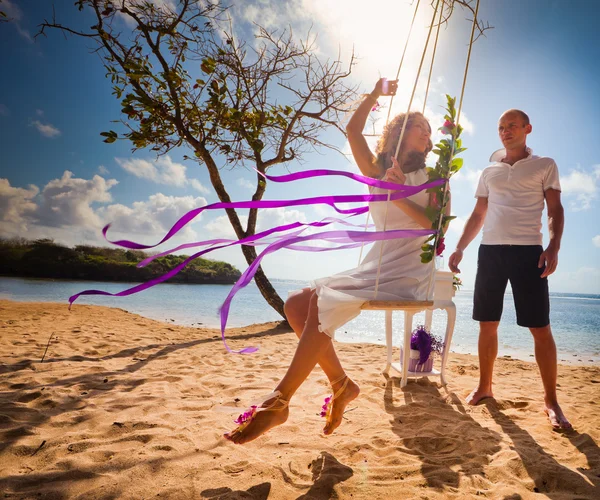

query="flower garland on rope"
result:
[420,95,466,264]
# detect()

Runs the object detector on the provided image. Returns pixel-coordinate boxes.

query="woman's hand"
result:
[382,156,406,184]
[373,78,398,98]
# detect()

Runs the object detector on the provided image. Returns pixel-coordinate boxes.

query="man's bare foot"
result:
[323,378,360,435]
[466,386,494,405]
[224,394,289,445]
[544,403,572,431]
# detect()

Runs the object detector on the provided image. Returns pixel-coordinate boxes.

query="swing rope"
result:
[424,0,480,301]
[357,0,422,266]
[373,0,441,299]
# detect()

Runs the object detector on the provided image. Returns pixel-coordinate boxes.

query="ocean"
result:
[1,277,598,364]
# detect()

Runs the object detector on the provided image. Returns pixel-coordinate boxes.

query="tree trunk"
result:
[240,243,285,319]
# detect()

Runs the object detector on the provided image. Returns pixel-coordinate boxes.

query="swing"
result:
[359,0,481,387]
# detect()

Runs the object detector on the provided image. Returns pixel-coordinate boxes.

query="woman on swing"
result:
[225,78,445,444]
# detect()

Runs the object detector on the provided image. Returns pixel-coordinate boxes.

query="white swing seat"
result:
[360,270,456,388]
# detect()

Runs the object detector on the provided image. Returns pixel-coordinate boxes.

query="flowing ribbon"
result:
[103,177,446,250]
[69,227,434,353]
[71,169,445,353]
[137,215,374,267]
[218,228,435,353]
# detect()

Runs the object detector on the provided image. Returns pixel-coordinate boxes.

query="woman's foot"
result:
[544,403,572,431]
[322,376,360,435]
[466,386,494,405]
[224,392,289,444]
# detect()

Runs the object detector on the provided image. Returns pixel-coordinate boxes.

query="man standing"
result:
[448,109,571,430]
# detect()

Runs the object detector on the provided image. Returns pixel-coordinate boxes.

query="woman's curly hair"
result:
[374,111,433,174]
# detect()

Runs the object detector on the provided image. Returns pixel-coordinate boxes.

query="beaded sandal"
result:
[226,390,289,437]
[320,374,350,425]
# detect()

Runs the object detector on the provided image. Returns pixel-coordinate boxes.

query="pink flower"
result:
[234,406,257,424]
[320,395,332,417]
[371,101,381,112]
[440,120,455,135]
[436,237,445,256]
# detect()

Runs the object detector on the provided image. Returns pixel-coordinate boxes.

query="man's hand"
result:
[539,244,559,278]
[448,248,463,273]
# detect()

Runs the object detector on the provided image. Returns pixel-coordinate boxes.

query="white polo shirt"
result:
[475,147,561,246]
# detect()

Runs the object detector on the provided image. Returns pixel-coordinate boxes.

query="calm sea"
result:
[1,277,598,364]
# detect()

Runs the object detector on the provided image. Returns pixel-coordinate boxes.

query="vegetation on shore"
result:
[0,239,241,285]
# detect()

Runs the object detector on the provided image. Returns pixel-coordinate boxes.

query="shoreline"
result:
[2,297,598,367]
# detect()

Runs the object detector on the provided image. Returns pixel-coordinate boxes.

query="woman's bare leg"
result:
[284,289,359,434]
[285,288,346,382]
[225,291,358,443]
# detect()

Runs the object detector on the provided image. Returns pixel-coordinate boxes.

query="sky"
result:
[1,0,599,294]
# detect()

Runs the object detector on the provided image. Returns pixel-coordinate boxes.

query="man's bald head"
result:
[500,109,530,126]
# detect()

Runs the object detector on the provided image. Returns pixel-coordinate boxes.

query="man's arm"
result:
[448,197,488,273]
[539,188,564,278]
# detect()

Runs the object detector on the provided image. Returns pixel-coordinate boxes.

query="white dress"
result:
[294,168,432,338]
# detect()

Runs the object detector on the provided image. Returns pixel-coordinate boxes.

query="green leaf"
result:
[201,57,216,74]
[425,205,438,223]
[451,157,463,168]
[100,130,118,143]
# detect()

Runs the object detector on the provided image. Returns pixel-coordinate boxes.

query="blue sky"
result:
[1,0,599,294]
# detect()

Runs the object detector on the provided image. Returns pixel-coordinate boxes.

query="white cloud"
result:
[99,193,207,240]
[35,109,44,116]
[560,166,599,211]
[0,171,118,238]
[447,216,466,235]
[0,179,39,233]
[257,207,307,231]
[458,114,475,135]
[0,173,207,248]
[116,155,211,194]
[98,165,110,175]
[116,155,188,187]
[451,167,482,191]
[2,0,33,42]
[204,214,247,239]
[36,171,118,228]
[190,178,210,194]
[237,178,255,190]
[593,235,600,248]
[31,120,61,138]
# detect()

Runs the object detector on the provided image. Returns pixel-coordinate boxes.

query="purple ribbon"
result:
[103,178,445,250]
[69,228,433,353]
[255,167,428,191]
[71,168,446,353]
[218,228,434,353]
[137,215,373,267]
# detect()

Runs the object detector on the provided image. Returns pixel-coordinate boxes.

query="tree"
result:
[37,0,358,318]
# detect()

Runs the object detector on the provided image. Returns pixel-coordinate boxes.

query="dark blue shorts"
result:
[473,245,550,328]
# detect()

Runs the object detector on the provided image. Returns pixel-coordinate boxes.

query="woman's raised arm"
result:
[346,78,396,179]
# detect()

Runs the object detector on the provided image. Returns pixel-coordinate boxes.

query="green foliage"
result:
[421,95,466,264]
[0,238,241,284]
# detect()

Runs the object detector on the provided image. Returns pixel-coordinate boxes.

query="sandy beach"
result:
[0,299,598,499]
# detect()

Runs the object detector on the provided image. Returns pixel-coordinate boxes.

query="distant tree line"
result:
[0,238,241,285]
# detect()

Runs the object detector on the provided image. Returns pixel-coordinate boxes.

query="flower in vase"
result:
[410,325,444,365]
